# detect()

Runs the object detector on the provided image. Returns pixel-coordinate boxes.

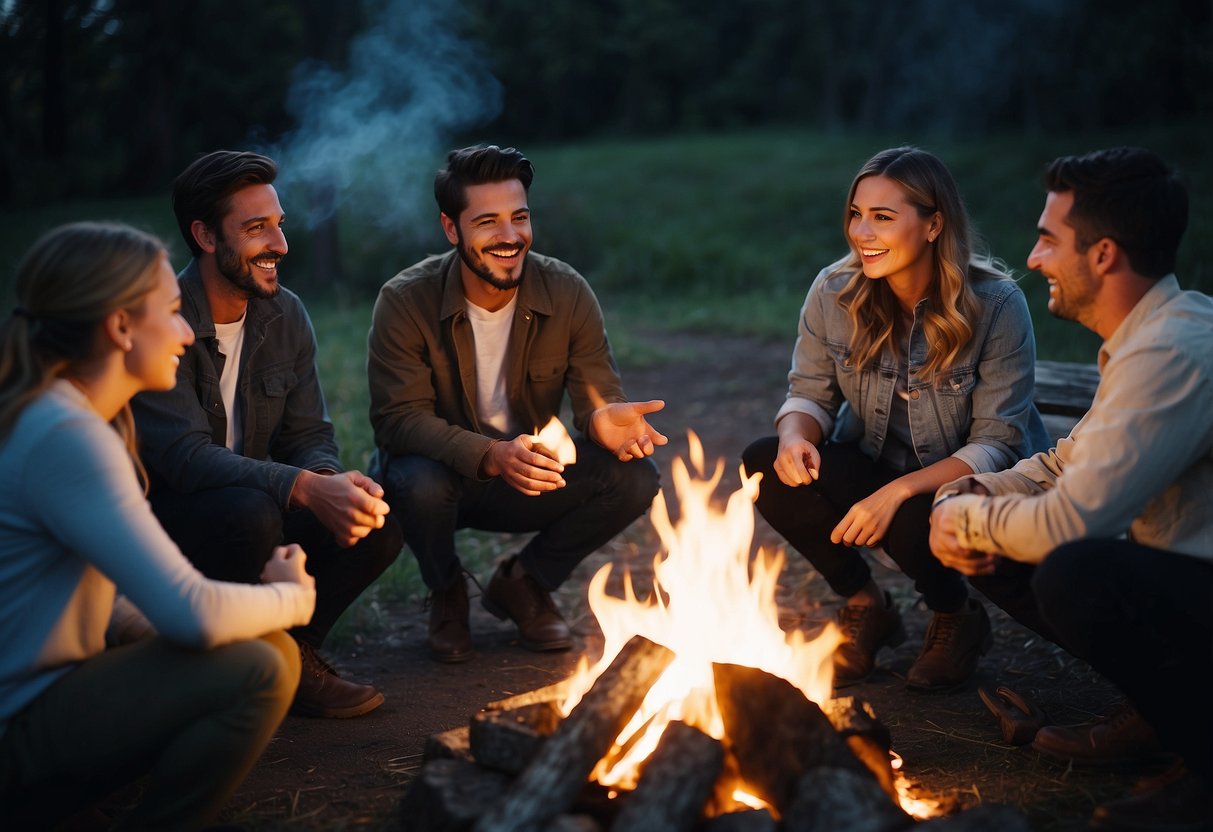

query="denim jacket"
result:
[131,261,341,509]
[776,266,1049,474]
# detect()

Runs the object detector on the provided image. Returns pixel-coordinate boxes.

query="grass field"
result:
[4,126,1208,637]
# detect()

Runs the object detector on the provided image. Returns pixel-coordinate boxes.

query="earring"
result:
[124,340,133,351]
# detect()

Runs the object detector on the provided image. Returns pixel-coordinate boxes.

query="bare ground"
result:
[217,331,1151,831]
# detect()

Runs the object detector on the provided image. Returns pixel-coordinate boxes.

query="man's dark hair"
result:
[434,145,534,223]
[173,151,278,257]
[1045,147,1188,279]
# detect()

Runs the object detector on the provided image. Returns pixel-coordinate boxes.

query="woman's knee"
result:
[741,435,779,477]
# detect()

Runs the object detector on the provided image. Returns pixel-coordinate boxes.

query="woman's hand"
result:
[774,434,822,486]
[830,481,909,548]
[260,544,315,591]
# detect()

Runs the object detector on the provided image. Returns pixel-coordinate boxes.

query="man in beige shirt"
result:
[930,147,1212,831]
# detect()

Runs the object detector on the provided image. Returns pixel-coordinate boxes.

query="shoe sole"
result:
[290,690,385,719]
[482,596,572,652]
[429,646,474,664]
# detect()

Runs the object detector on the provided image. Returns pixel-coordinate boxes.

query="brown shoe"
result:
[832,591,906,687]
[291,642,384,719]
[482,558,572,652]
[905,598,992,691]
[1031,703,1169,768]
[427,574,472,663]
[1091,763,1212,831]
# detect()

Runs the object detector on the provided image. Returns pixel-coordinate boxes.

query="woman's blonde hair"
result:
[829,146,1010,379]
[0,222,167,480]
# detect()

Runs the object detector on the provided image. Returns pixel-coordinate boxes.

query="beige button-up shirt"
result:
[942,275,1213,564]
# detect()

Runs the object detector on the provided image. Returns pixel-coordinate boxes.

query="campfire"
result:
[403,436,1026,832]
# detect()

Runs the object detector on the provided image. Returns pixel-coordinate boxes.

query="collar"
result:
[178,259,282,338]
[1099,274,1180,369]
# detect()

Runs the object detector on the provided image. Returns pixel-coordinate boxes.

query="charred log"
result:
[712,663,874,813]
[781,767,911,832]
[424,726,473,764]
[608,721,724,832]
[470,700,563,774]
[399,758,511,832]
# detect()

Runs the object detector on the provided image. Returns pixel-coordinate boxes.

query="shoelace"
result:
[836,605,871,642]
[299,642,336,677]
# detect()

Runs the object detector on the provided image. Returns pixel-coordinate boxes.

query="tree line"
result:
[1,0,1209,206]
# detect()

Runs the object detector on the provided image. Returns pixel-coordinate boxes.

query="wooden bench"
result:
[1034,359,1101,441]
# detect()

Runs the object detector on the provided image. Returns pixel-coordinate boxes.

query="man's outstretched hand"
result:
[591,400,668,461]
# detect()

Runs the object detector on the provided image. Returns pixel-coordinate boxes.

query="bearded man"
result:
[368,145,665,663]
[133,150,401,719]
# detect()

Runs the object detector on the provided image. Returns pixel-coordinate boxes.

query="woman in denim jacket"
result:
[743,147,1048,691]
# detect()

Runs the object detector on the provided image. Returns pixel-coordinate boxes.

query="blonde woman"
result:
[0,222,316,829]
[743,147,1048,691]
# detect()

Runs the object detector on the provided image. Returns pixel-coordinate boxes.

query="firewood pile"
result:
[399,635,1031,832]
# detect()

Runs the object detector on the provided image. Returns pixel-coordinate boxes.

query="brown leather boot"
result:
[905,598,992,691]
[427,574,472,663]
[1032,703,1170,767]
[482,558,571,652]
[832,591,906,687]
[291,642,384,719]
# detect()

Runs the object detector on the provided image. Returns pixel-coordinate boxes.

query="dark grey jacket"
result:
[132,260,341,509]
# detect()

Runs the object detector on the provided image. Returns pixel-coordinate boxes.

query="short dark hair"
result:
[173,151,278,257]
[434,145,534,223]
[1045,147,1188,279]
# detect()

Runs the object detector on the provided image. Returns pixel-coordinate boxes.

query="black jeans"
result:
[1031,539,1213,781]
[376,437,660,592]
[741,436,968,612]
[149,485,402,648]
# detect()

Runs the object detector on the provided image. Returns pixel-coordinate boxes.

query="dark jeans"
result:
[0,631,299,830]
[741,436,968,612]
[376,437,660,592]
[149,485,402,648]
[1031,539,1213,780]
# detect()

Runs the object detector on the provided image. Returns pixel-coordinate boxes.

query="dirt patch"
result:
[221,331,1145,831]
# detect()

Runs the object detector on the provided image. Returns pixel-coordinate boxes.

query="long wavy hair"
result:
[0,222,167,484]
[828,146,1009,380]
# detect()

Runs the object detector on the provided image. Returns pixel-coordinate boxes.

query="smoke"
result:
[263,0,501,235]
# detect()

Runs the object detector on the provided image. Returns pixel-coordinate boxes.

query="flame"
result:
[561,432,843,793]
[533,416,577,465]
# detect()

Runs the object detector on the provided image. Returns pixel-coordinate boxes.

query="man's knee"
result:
[1032,539,1097,616]
[379,455,461,517]
[606,455,661,516]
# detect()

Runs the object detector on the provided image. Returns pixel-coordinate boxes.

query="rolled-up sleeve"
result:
[775,273,842,437]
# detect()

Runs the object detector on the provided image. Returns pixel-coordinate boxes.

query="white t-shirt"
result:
[214,316,247,452]
[465,295,518,437]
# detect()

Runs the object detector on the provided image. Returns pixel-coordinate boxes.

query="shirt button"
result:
[909,390,921,400]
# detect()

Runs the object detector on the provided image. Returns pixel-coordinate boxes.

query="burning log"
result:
[469,700,563,774]
[712,663,885,814]
[608,721,724,832]
[473,635,675,832]
[820,696,897,798]
[781,767,910,832]
[424,726,473,764]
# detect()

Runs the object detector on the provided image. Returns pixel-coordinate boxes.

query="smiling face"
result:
[848,174,940,294]
[1027,190,1100,327]
[210,183,288,300]
[126,253,195,391]
[442,179,532,298]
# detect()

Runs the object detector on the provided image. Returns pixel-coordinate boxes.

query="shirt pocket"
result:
[935,365,976,437]
[527,355,568,406]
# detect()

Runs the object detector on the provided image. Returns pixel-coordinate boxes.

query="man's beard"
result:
[456,232,525,291]
[215,236,282,300]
